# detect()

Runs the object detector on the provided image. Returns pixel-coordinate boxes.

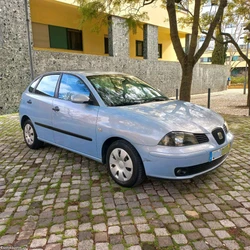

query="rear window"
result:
[34,75,60,97]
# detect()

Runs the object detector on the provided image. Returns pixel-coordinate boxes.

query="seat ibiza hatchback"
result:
[19,71,234,187]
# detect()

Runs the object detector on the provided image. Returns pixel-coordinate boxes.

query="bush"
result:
[231,75,248,85]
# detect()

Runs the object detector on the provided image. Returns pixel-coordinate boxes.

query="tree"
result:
[220,30,250,107]
[77,0,228,102]
[204,0,250,107]
[212,25,226,64]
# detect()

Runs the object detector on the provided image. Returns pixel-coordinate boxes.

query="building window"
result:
[232,56,239,61]
[200,57,212,63]
[158,44,162,58]
[49,25,83,51]
[67,29,83,50]
[136,40,143,57]
[104,36,109,54]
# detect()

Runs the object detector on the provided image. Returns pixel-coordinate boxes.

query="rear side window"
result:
[29,78,40,92]
[35,75,60,97]
[58,74,90,101]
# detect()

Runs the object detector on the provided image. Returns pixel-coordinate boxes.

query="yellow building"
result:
[30,0,192,61]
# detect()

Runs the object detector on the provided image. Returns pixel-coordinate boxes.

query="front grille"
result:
[212,127,225,145]
[223,124,228,134]
[194,133,209,144]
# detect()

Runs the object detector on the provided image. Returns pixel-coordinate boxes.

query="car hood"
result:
[119,100,224,134]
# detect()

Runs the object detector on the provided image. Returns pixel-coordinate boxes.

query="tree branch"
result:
[188,0,201,60]
[221,32,250,64]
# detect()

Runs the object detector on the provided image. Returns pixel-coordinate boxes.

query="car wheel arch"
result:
[101,137,142,164]
[21,115,31,129]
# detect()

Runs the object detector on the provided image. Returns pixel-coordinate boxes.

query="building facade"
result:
[0,0,229,114]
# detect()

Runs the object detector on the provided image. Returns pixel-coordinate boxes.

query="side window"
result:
[35,75,59,97]
[29,78,40,92]
[58,74,90,101]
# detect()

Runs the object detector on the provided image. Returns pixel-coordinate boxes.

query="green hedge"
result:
[231,76,248,84]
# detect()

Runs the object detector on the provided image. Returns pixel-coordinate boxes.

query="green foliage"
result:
[76,0,151,32]
[231,75,248,84]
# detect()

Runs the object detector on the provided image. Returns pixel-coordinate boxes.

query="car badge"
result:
[217,132,223,140]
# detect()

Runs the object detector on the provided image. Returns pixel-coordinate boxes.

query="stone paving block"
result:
[134,216,147,224]
[112,244,125,250]
[128,246,142,250]
[95,232,108,242]
[172,234,188,244]
[215,230,231,239]
[140,233,155,242]
[198,228,214,237]
[108,226,120,235]
[79,222,92,231]
[174,214,188,222]
[205,237,223,248]
[154,228,169,236]
[65,229,77,237]
[219,219,236,228]
[63,238,78,248]
[93,223,107,232]
[48,234,63,244]
[78,239,93,250]
[50,223,64,233]
[96,242,109,250]
[0,235,16,245]
[122,225,136,234]
[30,238,47,248]
[136,224,150,232]
[193,240,209,250]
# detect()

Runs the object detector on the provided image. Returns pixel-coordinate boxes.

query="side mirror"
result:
[71,94,90,103]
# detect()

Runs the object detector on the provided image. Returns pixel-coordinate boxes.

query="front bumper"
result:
[135,132,234,180]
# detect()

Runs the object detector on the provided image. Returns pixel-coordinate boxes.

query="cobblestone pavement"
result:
[0,90,250,249]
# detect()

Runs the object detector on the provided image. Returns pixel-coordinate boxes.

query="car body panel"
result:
[51,98,99,157]
[20,92,55,143]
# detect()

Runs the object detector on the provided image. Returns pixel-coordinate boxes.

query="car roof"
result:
[42,70,129,77]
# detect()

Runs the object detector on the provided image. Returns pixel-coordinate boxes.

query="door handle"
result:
[27,100,32,104]
[52,106,60,112]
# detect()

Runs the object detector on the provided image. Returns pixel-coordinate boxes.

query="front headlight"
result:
[159,132,199,146]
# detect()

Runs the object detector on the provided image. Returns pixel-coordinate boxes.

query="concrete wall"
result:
[0,0,32,114]
[32,50,229,97]
[0,1,229,115]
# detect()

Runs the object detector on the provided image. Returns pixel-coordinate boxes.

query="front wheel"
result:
[106,140,146,187]
[23,120,43,149]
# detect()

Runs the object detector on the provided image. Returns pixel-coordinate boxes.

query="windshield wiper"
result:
[114,101,143,106]
[144,96,169,103]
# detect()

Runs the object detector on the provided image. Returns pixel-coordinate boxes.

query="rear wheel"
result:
[106,140,146,187]
[23,120,43,149]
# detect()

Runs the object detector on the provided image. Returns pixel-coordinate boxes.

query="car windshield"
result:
[87,75,169,106]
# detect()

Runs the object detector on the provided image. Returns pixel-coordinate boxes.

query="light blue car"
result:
[19,71,234,187]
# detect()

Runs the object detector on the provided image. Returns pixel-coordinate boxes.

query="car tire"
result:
[23,120,43,149]
[106,140,146,187]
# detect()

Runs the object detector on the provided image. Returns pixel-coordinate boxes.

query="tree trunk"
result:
[179,62,194,102]
[248,67,250,107]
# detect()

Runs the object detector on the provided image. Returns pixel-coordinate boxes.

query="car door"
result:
[25,74,60,143]
[52,73,100,159]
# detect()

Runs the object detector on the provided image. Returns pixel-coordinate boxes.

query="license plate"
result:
[209,143,231,162]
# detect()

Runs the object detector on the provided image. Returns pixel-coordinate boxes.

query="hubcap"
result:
[109,148,133,182]
[24,124,34,145]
